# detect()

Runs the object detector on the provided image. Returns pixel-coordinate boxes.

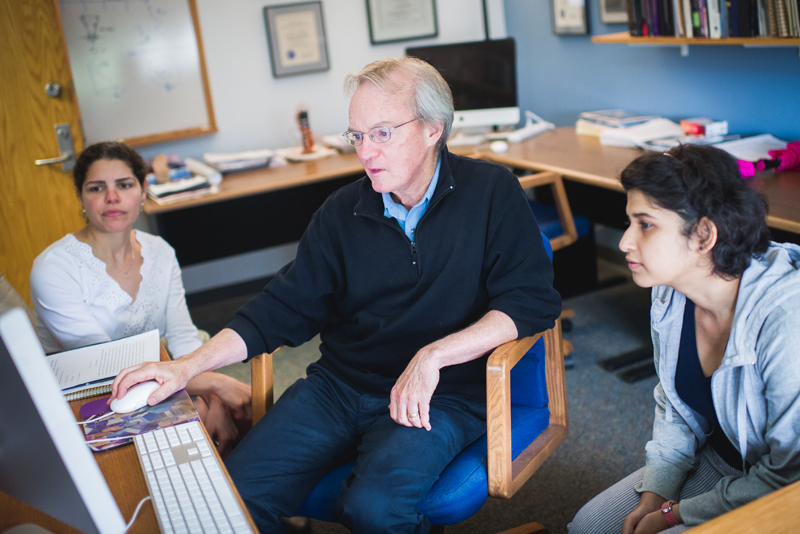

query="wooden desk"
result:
[142,129,799,266]
[0,345,257,534]
[143,152,365,216]
[690,478,800,534]
[479,128,800,235]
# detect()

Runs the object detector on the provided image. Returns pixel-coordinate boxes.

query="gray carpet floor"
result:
[190,259,659,534]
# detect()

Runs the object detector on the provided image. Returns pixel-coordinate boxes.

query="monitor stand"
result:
[447,126,491,147]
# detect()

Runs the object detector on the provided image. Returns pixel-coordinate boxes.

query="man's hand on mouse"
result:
[111,357,196,406]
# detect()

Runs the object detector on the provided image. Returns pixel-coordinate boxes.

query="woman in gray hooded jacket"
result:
[570,144,800,534]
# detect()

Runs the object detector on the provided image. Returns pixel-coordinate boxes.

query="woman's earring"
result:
[699,246,704,251]
[81,208,88,221]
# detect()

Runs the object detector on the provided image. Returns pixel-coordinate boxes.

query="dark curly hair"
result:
[620,144,770,279]
[73,141,148,193]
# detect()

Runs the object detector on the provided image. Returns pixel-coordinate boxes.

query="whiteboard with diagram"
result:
[58,0,216,146]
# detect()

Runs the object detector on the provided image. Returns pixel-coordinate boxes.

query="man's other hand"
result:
[390,350,441,431]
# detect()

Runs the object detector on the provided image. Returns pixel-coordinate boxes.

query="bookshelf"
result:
[592,31,800,56]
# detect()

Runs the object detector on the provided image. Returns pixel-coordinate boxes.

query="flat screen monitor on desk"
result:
[0,308,126,534]
[406,38,520,130]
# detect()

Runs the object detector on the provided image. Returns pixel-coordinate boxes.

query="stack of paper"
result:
[577,110,661,137]
[203,149,274,172]
[599,118,685,148]
[714,134,789,162]
[147,176,217,205]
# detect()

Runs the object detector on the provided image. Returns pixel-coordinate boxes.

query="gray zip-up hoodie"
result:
[636,242,800,525]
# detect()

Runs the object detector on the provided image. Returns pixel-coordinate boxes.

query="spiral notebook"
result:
[48,329,161,401]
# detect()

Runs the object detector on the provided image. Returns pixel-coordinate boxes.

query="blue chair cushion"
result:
[529,200,590,240]
[296,338,551,526]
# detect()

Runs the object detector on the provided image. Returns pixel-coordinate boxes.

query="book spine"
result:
[627,0,645,35]
[719,0,731,35]
[698,0,709,35]
[653,0,663,34]
[739,0,753,35]
[682,0,695,34]
[708,0,723,35]
[767,0,778,35]
[665,0,678,32]
[756,0,767,33]
[775,0,790,35]
[729,0,741,34]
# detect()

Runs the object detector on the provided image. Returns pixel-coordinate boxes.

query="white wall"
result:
[137,0,507,293]
[138,0,507,161]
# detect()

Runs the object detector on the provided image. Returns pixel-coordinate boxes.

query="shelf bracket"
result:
[680,44,689,57]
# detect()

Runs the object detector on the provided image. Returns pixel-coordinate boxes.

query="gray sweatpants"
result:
[568,445,743,534]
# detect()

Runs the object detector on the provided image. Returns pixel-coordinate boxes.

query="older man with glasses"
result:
[111,56,561,534]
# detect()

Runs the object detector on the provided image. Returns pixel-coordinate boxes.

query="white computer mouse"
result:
[110,380,161,413]
[489,140,509,153]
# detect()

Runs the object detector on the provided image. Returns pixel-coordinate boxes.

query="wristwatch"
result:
[661,500,679,527]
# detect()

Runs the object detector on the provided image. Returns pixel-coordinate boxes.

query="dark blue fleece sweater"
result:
[227,148,561,401]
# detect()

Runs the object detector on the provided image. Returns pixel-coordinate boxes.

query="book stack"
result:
[576,109,661,137]
[203,149,274,173]
[147,176,218,205]
[626,0,800,37]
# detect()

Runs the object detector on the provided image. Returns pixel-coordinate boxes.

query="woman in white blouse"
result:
[30,141,250,457]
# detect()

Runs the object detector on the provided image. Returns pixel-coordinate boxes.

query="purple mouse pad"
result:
[80,388,199,452]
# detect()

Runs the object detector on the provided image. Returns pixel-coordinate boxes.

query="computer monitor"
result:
[406,38,520,130]
[0,308,126,534]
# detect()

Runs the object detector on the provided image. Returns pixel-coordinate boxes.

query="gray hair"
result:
[344,57,454,153]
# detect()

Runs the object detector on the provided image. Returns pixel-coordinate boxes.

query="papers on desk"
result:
[203,149,275,172]
[714,134,789,162]
[147,176,219,205]
[600,118,685,148]
[48,330,160,396]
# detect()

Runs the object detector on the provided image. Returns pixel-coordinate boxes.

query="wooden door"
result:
[0,0,85,306]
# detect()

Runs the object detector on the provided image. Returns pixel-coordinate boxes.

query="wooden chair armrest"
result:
[517,172,579,252]
[251,346,283,426]
[486,319,569,498]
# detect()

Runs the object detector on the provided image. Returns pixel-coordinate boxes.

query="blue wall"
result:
[505,0,800,141]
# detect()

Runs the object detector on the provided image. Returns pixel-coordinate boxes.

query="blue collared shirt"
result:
[382,157,441,242]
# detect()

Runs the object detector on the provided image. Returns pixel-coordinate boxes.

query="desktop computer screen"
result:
[406,38,520,130]
[0,308,126,534]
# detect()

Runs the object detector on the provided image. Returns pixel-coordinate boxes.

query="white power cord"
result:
[124,495,153,532]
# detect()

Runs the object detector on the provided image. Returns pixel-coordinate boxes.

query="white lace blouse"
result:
[30,230,202,357]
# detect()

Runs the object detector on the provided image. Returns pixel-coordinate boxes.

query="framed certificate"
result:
[366,0,438,45]
[264,2,330,77]
[551,0,589,35]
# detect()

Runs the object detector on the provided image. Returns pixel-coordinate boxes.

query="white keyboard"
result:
[133,421,253,534]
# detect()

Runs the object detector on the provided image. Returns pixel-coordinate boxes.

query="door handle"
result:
[34,123,76,172]
[35,154,72,165]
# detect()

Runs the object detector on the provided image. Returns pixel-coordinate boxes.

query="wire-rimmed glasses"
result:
[342,118,418,147]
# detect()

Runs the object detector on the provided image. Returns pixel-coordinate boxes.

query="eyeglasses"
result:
[342,118,418,147]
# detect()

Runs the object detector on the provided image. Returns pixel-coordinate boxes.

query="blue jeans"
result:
[225,363,486,534]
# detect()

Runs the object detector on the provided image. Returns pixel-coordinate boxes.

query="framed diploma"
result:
[264,2,330,77]
[551,0,589,35]
[366,0,438,45]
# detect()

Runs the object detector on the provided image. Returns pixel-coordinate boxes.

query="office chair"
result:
[250,234,568,534]
[516,172,588,358]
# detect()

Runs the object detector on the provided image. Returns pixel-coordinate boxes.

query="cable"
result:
[84,435,134,444]
[124,495,152,532]
[76,411,116,425]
